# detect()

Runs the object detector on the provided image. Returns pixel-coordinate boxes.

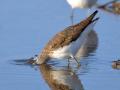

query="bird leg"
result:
[73,56,81,67]
[68,58,70,68]
[70,9,74,26]
[71,55,80,66]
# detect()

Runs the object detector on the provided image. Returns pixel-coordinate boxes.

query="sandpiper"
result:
[35,10,99,65]
[66,0,97,24]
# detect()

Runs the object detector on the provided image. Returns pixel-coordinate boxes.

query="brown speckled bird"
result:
[35,10,99,65]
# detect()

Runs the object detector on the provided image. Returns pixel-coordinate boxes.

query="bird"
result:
[35,10,99,65]
[39,64,84,90]
[66,0,97,25]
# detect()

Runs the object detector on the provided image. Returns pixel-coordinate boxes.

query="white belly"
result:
[66,0,97,8]
[50,44,72,59]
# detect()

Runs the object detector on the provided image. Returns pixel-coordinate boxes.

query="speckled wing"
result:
[44,10,99,51]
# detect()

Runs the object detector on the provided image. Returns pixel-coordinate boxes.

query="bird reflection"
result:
[75,30,98,60]
[39,63,84,90]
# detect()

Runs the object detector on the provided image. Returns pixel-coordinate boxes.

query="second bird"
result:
[66,0,97,24]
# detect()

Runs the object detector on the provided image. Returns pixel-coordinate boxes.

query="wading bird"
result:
[35,11,99,66]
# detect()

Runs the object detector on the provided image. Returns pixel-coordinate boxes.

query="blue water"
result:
[0,0,120,90]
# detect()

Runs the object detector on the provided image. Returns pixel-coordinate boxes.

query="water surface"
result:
[0,0,120,90]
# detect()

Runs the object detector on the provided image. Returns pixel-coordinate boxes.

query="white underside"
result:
[50,20,97,60]
[66,0,97,8]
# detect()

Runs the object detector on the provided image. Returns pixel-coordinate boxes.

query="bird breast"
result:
[50,44,72,59]
[49,36,86,59]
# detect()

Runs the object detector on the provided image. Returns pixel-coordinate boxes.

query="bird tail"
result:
[74,10,99,33]
[86,10,99,22]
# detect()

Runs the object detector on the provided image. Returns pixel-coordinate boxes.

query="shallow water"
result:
[0,0,120,90]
